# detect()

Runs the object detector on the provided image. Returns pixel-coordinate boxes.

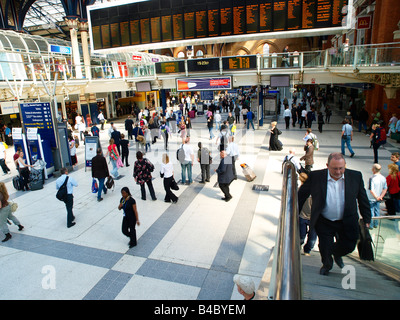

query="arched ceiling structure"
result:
[0,0,97,40]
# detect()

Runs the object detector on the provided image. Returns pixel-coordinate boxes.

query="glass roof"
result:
[23,0,70,28]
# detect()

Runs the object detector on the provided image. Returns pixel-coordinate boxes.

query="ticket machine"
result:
[12,128,30,165]
[26,128,54,178]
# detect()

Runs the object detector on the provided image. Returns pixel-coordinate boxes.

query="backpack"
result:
[281,155,294,174]
[310,133,319,151]
[56,176,69,202]
[377,128,387,145]
[177,144,185,163]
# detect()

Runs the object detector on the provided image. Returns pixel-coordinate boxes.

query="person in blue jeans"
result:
[298,173,317,255]
[341,119,355,157]
[247,110,255,130]
[179,137,194,185]
[367,164,387,228]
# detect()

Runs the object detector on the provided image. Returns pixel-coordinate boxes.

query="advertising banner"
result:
[176,77,232,91]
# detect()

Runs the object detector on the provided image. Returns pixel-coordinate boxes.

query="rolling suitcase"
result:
[240,163,256,182]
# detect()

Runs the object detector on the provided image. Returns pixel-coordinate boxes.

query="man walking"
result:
[298,153,371,276]
[56,167,78,228]
[179,137,194,185]
[197,142,212,183]
[341,119,355,157]
[247,109,255,130]
[367,164,387,228]
[216,150,235,202]
[91,148,109,202]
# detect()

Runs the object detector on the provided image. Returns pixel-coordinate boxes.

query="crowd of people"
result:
[0,89,397,285]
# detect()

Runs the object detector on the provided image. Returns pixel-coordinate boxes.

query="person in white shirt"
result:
[0,143,11,175]
[56,167,78,228]
[282,148,301,173]
[283,106,291,129]
[160,153,178,203]
[226,136,240,180]
[367,164,387,228]
[180,137,194,185]
[97,111,105,130]
[300,108,307,129]
[214,111,221,131]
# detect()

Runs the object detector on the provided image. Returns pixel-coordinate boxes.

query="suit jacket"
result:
[216,157,234,184]
[300,145,314,165]
[91,155,110,179]
[298,168,371,241]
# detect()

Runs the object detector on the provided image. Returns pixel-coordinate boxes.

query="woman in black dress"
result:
[118,187,140,248]
[269,121,283,151]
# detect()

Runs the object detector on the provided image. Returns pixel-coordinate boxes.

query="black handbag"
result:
[171,177,179,191]
[357,219,374,261]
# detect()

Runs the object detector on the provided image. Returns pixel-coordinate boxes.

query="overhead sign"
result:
[20,102,56,148]
[88,0,350,51]
[49,44,72,55]
[176,77,232,92]
[0,101,19,115]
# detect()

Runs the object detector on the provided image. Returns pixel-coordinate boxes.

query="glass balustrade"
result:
[0,43,399,82]
[369,216,400,270]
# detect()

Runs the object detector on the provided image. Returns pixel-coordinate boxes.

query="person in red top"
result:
[106,138,120,178]
[385,163,400,215]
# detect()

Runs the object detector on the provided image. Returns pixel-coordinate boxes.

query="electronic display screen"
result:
[222,55,257,70]
[270,75,290,87]
[136,81,152,92]
[187,58,220,72]
[155,60,185,73]
[89,0,348,50]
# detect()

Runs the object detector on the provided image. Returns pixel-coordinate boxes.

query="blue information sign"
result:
[20,102,56,148]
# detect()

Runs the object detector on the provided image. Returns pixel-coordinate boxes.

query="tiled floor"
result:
[0,105,396,300]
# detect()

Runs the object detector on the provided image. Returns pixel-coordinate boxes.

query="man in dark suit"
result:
[125,115,134,140]
[92,148,109,202]
[298,152,371,275]
[216,150,235,202]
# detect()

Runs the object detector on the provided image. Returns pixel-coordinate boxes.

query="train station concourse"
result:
[0,0,399,306]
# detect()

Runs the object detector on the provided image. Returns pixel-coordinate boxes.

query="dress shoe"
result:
[67,222,76,228]
[320,266,330,276]
[97,198,103,202]
[2,233,12,242]
[334,256,345,269]
[18,225,24,231]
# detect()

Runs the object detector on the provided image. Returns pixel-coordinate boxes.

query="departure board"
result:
[222,55,257,70]
[89,0,349,50]
[155,60,185,74]
[161,15,173,42]
[187,57,220,72]
[196,10,208,38]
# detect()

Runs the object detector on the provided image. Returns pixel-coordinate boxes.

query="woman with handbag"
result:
[133,151,157,201]
[106,138,120,179]
[269,121,283,151]
[160,153,178,204]
[0,182,23,242]
[385,163,400,215]
[17,151,33,191]
[118,187,140,248]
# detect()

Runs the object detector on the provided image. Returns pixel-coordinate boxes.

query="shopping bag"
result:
[92,178,99,193]
[116,157,124,168]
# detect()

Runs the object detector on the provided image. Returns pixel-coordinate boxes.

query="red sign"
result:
[132,55,142,61]
[357,16,371,30]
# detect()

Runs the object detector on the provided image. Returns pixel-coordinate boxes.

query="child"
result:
[120,133,130,167]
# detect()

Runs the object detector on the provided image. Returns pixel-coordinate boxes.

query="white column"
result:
[66,18,83,79]
[79,21,91,80]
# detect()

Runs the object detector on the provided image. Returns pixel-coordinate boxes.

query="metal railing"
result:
[268,161,302,300]
[0,43,399,83]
